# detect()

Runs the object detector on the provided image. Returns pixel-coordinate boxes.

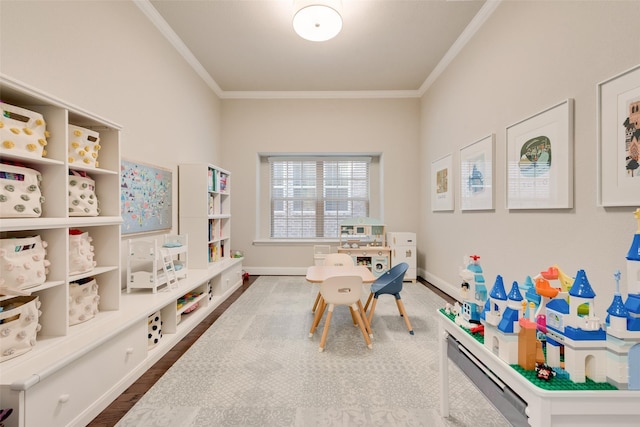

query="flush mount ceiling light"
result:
[293,0,343,42]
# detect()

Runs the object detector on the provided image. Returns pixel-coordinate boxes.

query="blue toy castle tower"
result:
[482,276,526,364]
[457,255,487,326]
[625,209,640,330]
[605,208,640,389]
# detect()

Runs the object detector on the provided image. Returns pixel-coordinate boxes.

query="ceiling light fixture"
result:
[293,0,342,42]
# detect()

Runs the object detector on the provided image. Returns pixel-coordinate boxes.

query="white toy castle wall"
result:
[484,324,519,365]
[484,326,499,356]
[630,344,640,389]
[565,344,607,383]
[498,334,519,365]
[606,335,637,389]
[545,340,562,369]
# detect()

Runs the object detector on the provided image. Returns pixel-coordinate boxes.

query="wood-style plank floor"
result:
[87,276,257,426]
[87,276,450,426]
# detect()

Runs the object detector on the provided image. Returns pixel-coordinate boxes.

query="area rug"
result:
[117,276,508,426]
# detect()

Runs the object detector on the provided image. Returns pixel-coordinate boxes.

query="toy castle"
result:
[467,209,640,389]
[455,255,487,328]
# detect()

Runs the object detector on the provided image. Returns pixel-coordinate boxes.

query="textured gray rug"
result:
[117,276,508,426]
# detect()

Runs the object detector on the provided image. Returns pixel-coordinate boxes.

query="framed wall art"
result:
[506,99,574,210]
[432,154,454,211]
[120,159,173,235]
[597,64,640,207]
[460,134,494,211]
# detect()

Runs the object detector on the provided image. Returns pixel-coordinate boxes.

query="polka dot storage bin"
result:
[68,124,100,168]
[0,102,49,159]
[148,310,162,349]
[68,170,99,216]
[0,235,50,294]
[68,229,96,275]
[68,277,99,326]
[0,295,41,362]
[0,163,45,218]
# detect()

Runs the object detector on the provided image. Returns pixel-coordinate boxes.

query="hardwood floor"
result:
[87,276,257,426]
[87,276,449,426]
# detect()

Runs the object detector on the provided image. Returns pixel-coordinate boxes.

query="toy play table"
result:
[438,310,640,426]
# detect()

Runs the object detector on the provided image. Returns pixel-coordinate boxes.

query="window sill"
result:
[252,239,339,246]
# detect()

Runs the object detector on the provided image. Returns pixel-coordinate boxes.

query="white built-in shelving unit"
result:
[178,164,232,268]
[0,76,243,427]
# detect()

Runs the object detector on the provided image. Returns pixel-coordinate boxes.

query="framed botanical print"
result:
[506,99,574,209]
[432,154,454,211]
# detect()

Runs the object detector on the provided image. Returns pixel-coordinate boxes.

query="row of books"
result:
[207,168,230,193]
[207,241,225,262]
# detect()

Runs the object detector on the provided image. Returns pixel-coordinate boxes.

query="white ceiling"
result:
[140,0,496,98]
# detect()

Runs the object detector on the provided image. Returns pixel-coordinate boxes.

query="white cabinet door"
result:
[25,321,146,427]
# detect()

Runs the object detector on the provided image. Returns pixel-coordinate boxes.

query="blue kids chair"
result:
[364,262,414,335]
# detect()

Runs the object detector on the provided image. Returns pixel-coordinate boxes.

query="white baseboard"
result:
[244,266,308,276]
[418,268,461,302]
[245,266,460,302]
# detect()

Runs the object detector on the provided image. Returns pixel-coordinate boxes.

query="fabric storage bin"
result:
[0,295,41,362]
[68,124,101,168]
[0,102,49,158]
[0,162,45,218]
[147,310,162,349]
[0,235,50,295]
[68,277,99,325]
[68,229,96,275]
[68,170,99,216]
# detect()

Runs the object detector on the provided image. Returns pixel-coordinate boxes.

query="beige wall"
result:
[3,0,638,310]
[420,0,640,313]
[0,0,223,229]
[1,0,223,286]
[221,98,420,274]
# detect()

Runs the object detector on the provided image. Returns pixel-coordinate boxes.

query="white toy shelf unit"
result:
[127,234,188,293]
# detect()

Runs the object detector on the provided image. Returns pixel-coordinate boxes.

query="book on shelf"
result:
[209,243,218,262]
[208,168,216,192]
[219,172,228,193]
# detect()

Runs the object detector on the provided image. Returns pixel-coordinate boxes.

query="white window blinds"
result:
[269,156,370,238]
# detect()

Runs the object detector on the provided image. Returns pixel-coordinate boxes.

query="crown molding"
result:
[418,0,501,96]
[220,90,421,100]
[136,0,499,100]
[133,0,224,97]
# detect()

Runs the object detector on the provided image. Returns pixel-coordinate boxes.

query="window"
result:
[269,156,370,239]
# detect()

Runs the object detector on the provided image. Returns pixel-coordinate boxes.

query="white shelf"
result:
[179,163,233,268]
[0,76,244,427]
[0,76,126,427]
